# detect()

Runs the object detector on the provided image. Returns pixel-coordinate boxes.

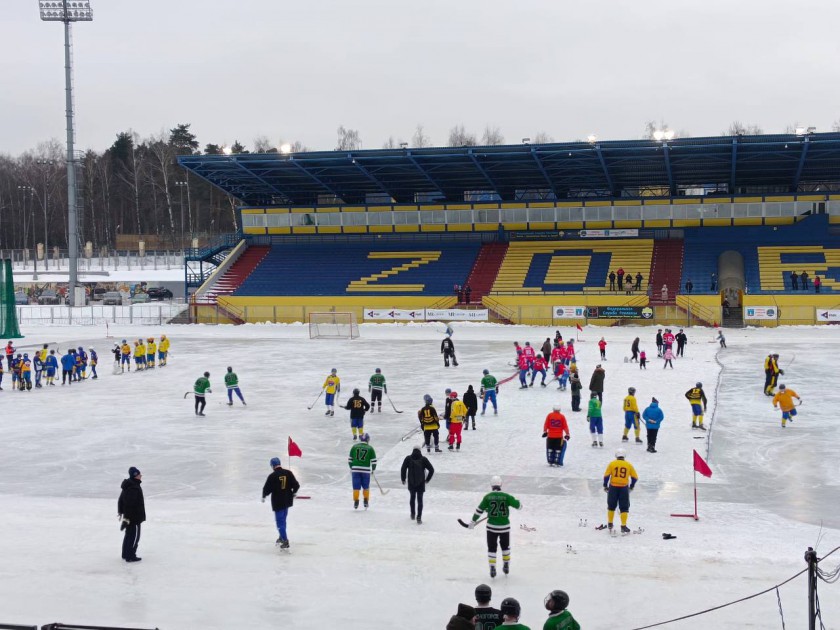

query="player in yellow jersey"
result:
[158,334,170,366]
[322,368,341,416]
[120,340,132,372]
[133,341,145,371]
[146,337,157,368]
[621,387,642,444]
[603,448,638,535]
[685,382,708,430]
[772,384,801,428]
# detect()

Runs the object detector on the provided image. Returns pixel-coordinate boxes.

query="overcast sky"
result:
[3,0,839,155]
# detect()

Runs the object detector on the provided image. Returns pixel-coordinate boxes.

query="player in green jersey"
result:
[469,475,522,578]
[499,598,530,629]
[193,371,212,416]
[348,433,377,509]
[224,366,246,406]
[543,590,580,630]
[480,369,499,415]
[368,367,386,413]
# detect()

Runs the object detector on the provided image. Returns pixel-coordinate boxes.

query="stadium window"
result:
[289,213,307,226]
[422,211,446,224]
[393,211,419,225]
[614,206,640,220]
[530,207,555,222]
[828,201,840,216]
[343,212,367,226]
[265,213,290,227]
[368,211,393,226]
[475,208,500,223]
[447,210,472,224]
[501,208,527,223]
[315,213,340,226]
[764,203,781,217]
[748,203,763,217]
[779,202,796,216]
[241,214,266,228]
[642,205,669,220]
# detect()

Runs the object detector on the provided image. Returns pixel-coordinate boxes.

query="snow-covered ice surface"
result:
[1,323,838,629]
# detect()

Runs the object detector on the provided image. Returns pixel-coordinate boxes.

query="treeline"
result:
[0,124,244,251]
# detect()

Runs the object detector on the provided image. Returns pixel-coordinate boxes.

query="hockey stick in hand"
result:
[372,472,389,495]
[458,515,489,529]
[385,393,404,413]
[307,389,325,410]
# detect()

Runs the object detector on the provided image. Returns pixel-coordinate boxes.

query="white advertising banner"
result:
[579,229,638,238]
[816,309,840,322]
[744,306,779,320]
[425,309,489,321]
[363,308,425,321]
[553,306,586,319]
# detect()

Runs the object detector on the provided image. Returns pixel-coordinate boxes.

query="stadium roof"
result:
[178,132,840,206]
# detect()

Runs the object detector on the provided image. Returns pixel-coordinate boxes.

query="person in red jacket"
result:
[616,268,625,290]
[598,337,607,360]
[551,343,565,372]
[522,341,536,368]
[543,405,571,467]
[814,275,821,293]
[517,352,531,389]
[531,355,548,387]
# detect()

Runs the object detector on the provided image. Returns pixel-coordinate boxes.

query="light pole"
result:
[18,185,37,280]
[175,181,188,249]
[39,0,93,306]
[35,158,55,270]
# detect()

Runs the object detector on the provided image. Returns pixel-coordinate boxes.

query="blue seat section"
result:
[234,242,481,296]
[681,215,840,294]
[523,250,611,291]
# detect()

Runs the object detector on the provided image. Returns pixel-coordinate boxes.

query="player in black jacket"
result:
[262,457,301,549]
[118,466,146,562]
[344,388,371,441]
[463,385,478,430]
[675,329,688,357]
[474,583,503,630]
[400,446,434,524]
[441,337,458,367]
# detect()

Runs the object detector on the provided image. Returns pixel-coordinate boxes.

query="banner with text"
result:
[553,306,586,319]
[586,305,654,319]
[579,229,639,238]
[816,309,840,322]
[744,306,778,320]
[363,309,425,321]
[425,309,489,321]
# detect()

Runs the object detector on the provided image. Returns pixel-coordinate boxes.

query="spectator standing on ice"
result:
[642,397,664,453]
[400,445,434,524]
[262,456,300,549]
[118,466,145,562]
[598,337,607,361]
[663,347,675,369]
[655,329,664,357]
[630,337,640,362]
[717,331,726,348]
[675,329,687,357]
[589,364,605,402]
[541,338,552,362]
[639,349,647,369]
[463,385,478,430]
[569,371,582,412]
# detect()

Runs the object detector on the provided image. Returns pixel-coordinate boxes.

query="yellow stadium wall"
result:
[743,295,840,326]
[212,296,457,324]
[485,294,647,326]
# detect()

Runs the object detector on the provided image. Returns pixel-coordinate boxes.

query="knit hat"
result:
[652,397,659,403]
[456,603,477,620]
[128,467,141,479]
[270,457,281,468]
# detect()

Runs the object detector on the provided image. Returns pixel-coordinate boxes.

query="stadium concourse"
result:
[0,322,838,629]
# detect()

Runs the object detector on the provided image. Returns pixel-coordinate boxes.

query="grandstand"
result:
[180,132,840,326]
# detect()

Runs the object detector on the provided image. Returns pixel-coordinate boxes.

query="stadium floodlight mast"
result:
[38,0,93,306]
[653,129,675,142]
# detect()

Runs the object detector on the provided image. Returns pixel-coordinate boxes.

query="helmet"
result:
[553,405,561,411]
[696,382,703,388]
[353,388,360,395]
[544,590,570,612]
[475,583,492,604]
[500,597,521,618]
[269,457,281,468]
[359,433,370,443]
[615,448,626,459]
[525,341,530,346]
[628,387,636,394]
[779,384,786,390]
[161,334,166,339]
[122,339,127,344]
[331,368,337,374]
[490,475,502,489]
[203,371,210,378]
[375,368,381,373]
[23,353,28,358]
[227,366,233,372]
[445,388,452,395]
[449,391,458,399]
[483,369,489,375]
[423,394,433,404]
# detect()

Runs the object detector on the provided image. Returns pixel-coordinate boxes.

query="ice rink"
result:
[0,322,838,629]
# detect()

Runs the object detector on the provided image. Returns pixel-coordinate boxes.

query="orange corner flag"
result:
[693,450,712,478]
[288,436,303,458]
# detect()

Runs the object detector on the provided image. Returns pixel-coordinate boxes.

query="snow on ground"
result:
[0,323,838,629]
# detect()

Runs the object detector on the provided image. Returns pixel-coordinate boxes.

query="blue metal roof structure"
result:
[178,133,840,206]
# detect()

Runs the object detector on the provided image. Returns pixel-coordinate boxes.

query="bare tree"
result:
[532,131,554,144]
[832,120,840,132]
[147,131,177,234]
[412,124,432,148]
[643,120,686,140]
[382,136,400,149]
[252,135,275,153]
[448,124,477,147]
[481,125,504,146]
[726,121,763,136]
[336,126,362,151]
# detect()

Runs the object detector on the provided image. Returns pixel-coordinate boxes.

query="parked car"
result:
[131,293,150,304]
[14,292,29,305]
[92,287,107,302]
[147,287,173,301]
[38,290,61,305]
[102,291,122,305]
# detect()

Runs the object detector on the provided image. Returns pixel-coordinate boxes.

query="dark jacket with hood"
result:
[118,477,146,524]
[463,386,478,415]
[400,448,434,491]
[589,366,606,392]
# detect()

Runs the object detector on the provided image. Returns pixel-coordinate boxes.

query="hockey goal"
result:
[309,312,360,339]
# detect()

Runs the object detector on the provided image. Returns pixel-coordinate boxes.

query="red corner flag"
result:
[288,436,303,458]
[693,450,712,478]
[576,324,583,332]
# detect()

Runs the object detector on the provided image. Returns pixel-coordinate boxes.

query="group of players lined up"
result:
[2,340,98,390]
[112,336,171,372]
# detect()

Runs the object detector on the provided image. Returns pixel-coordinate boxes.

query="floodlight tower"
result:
[38,0,93,306]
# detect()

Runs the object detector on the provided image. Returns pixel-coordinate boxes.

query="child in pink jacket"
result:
[663,347,674,369]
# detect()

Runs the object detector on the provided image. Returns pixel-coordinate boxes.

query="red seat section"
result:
[205,245,271,301]
[461,242,509,304]
[649,239,684,305]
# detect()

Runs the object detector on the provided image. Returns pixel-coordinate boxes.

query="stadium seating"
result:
[490,239,653,293]
[234,241,480,296]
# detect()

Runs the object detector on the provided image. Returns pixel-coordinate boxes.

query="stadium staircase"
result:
[460,242,508,304]
[191,244,270,324]
[649,239,684,304]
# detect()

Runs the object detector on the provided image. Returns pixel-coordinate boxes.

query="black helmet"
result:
[500,597,521,618]
[544,590,570,611]
[353,388,360,395]
[475,583,492,604]
[423,394,433,404]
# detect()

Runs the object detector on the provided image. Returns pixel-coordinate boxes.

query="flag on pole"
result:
[693,450,712,478]
[288,436,303,458]
[576,324,583,332]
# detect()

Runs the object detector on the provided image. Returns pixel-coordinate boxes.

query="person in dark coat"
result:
[541,338,552,362]
[790,271,799,290]
[675,329,688,357]
[446,603,477,630]
[608,271,616,291]
[262,456,300,548]
[685,279,693,294]
[800,271,809,289]
[589,364,606,402]
[635,272,643,291]
[465,285,472,304]
[400,446,434,524]
[569,371,582,411]
[630,337,640,362]
[463,385,478,430]
[655,329,664,357]
[118,466,146,562]
[441,337,458,367]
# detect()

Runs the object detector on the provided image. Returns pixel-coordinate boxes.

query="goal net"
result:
[309,312,360,339]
